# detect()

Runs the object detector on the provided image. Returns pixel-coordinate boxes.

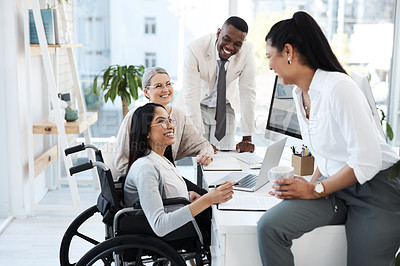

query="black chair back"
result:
[94,150,122,225]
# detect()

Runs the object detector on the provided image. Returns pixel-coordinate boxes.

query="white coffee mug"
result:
[268,165,294,181]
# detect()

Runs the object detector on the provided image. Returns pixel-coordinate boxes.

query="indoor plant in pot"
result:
[92,64,145,118]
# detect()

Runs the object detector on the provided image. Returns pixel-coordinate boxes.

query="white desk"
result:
[201,148,347,266]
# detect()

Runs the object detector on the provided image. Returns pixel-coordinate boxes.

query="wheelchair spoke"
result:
[135,248,144,266]
[75,231,101,246]
[100,254,113,266]
[59,205,104,266]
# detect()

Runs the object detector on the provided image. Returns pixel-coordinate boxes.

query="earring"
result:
[288,58,291,65]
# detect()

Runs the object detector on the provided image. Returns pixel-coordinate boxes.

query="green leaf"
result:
[118,66,123,78]
[386,123,394,141]
[104,90,111,102]
[109,75,120,103]
[117,79,127,97]
[102,68,112,90]
[92,75,98,94]
[122,90,131,106]
[127,72,138,100]
[378,108,385,125]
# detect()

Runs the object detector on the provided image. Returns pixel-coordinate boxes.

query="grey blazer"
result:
[124,154,194,237]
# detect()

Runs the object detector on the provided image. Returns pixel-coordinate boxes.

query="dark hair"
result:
[223,16,248,33]
[265,11,346,74]
[127,103,174,174]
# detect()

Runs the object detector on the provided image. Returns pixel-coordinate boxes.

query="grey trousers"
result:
[201,104,235,150]
[257,163,400,266]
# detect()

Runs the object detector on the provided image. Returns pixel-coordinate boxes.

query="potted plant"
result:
[92,64,145,118]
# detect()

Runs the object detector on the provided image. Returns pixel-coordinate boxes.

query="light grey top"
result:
[114,106,213,175]
[124,151,194,237]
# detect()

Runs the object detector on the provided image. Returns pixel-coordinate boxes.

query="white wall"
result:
[0,0,51,218]
[0,1,10,217]
[0,0,28,218]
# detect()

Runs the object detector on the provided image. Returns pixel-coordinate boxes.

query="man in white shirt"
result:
[182,16,256,152]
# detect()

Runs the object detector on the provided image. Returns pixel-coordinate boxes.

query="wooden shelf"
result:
[30,43,83,56]
[34,145,58,177]
[33,112,98,134]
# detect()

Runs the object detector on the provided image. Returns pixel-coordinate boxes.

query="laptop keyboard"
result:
[236,174,258,188]
[233,152,263,165]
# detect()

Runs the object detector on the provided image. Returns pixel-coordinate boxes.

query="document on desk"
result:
[217,195,282,211]
[203,156,242,171]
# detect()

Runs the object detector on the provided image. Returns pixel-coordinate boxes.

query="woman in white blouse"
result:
[114,67,214,175]
[257,11,400,266]
[124,102,235,252]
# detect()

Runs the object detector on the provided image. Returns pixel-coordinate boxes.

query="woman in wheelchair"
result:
[115,66,214,175]
[124,102,235,252]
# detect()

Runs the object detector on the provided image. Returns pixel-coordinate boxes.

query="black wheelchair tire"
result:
[59,205,102,266]
[76,234,187,266]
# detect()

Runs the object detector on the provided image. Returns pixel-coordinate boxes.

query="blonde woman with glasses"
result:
[115,67,214,176]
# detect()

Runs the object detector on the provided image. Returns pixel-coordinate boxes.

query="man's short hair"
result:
[223,16,248,33]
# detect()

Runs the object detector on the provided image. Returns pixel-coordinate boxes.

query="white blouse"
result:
[293,69,399,184]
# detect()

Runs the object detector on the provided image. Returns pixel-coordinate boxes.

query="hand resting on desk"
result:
[196,152,213,166]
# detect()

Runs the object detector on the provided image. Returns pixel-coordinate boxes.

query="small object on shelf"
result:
[48,97,68,123]
[61,93,71,107]
[65,108,79,122]
[29,9,56,45]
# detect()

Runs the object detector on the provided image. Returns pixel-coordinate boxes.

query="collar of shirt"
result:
[148,150,176,171]
[294,69,323,118]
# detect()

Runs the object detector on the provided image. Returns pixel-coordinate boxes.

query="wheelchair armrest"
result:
[162,197,191,206]
[133,197,191,210]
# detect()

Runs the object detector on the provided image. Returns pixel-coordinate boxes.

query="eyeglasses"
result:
[150,117,177,129]
[146,81,174,90]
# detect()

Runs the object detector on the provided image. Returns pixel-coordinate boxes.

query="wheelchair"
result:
[59,143,210,266]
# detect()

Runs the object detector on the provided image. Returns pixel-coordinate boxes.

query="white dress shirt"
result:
[293,69,399,184]
[200,46,230,107]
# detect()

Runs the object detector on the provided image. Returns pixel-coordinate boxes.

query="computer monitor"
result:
[265,76,302,141]
[350,70,385,138]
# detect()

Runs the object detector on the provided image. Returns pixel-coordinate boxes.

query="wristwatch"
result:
[314,181,327,198]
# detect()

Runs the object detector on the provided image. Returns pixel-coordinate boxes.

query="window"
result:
[144,17,156,34]
[145,52,156,68]
[245,0,395,143]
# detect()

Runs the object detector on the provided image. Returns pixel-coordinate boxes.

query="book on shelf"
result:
[29,9,59,45]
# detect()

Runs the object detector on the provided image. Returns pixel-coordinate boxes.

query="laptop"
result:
[211,137,287,192]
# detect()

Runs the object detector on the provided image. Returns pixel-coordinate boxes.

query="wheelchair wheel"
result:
[60,205,105,266]
[76,234,187,266]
